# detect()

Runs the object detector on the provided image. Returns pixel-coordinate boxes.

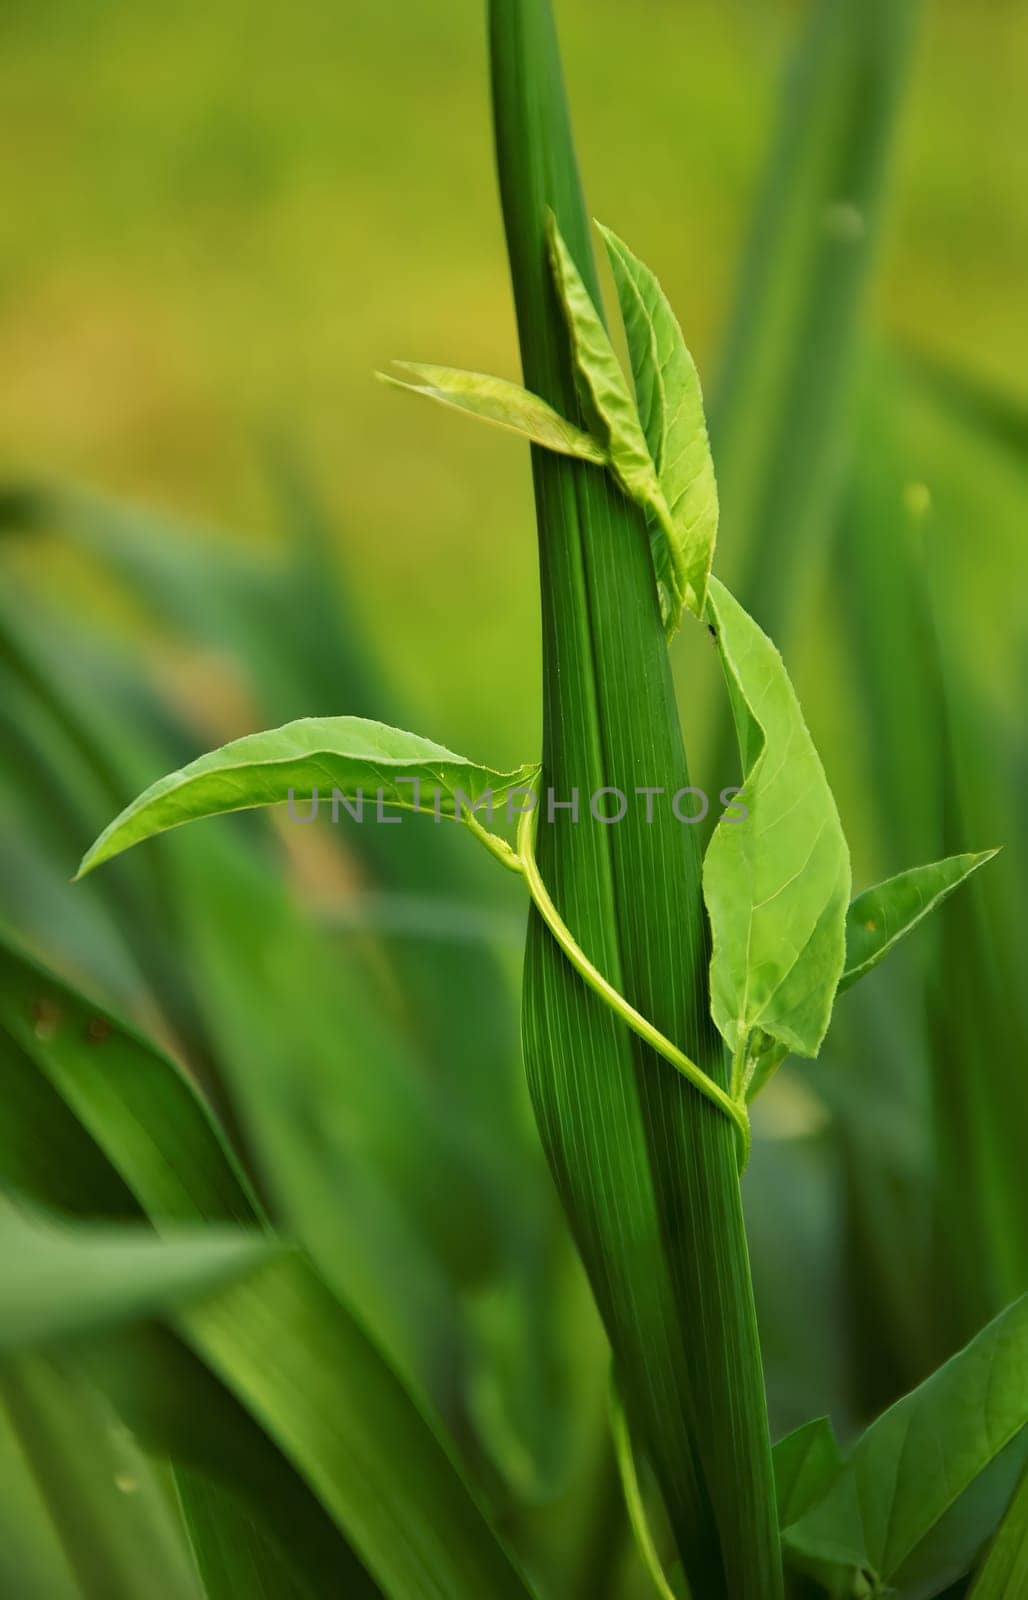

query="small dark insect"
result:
[707,623,718,641]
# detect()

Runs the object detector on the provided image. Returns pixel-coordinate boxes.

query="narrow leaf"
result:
[840,850,999,993]
[0,929,536,1600]
[0,1201,272,1355]
[77,716,538,877]
[704,577,850,1077]
[786,1293,1028,1592]
[381,362,607,463]
[599,224,718,622]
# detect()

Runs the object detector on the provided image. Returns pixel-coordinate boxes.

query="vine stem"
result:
[609,1372,691,1600]
[500,802,750,1170]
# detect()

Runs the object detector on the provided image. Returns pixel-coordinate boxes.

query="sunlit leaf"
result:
[840,850,999,994]
[704,577,850,1088]
[77,716,538,878]
[545,214,687,634]
[599,223,718,623]
[381,362,606,463]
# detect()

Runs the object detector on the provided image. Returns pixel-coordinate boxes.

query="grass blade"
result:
[0,1202,271,1355]
[1,1357,204,1600]
[0,929,537,1600]
[710,0,920,640]
[490,2,781,1592]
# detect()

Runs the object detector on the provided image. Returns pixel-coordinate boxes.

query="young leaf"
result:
[545,215,687,631]
[381,362,607,463]
[0,1202,272,1355]
[772,1418,844,1529]
[704,577,850,1086]
[76,715,538,877]
[785,1293,1028,1594]
[599,224,718,621]
[839,850,999,994]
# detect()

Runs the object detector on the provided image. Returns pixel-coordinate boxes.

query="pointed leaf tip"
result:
[840,848,1000,993]
[77,715,540,877]
[382,360,607,464]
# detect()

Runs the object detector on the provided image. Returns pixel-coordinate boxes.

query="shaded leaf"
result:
[704,578,850,1083]
[77,716,538,878]
[786,1294,1028,1593]
[773,1418,844,1530]
[599,223,718,622]
[381,362,606,463]
[840,851,999,994]
[0,1356,203,1600]
[968,1466,1028,1598]
[0,928,537,1600]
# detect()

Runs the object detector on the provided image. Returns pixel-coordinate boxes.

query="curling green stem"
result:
[461,808,526,873]
[514,802,750,1170]
[609,1372,692,1600]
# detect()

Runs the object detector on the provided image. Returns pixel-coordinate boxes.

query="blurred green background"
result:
[1,0,1024,760]
[0,1,1025,1594]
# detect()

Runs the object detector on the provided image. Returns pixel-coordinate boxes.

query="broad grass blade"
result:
[0,931,537,1600]
[491,2,781,1592]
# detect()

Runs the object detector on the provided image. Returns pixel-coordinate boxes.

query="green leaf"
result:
[85,1324,380,1600]
[704,577,850,1084]
[840,851,999,994]
[773,1418,844,1530]
[0,1202,272,1354]
[545,214,685,628]
[77,715,538,878]
[599,224,718,623]
[380,362,606,463]
[786,1293,1028,1593]
[968,1466,1028,1598]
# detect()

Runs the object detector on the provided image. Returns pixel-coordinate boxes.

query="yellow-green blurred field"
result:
[1,0,1024,761]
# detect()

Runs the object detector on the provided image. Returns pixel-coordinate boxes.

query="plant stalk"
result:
[488,2,782,1593]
